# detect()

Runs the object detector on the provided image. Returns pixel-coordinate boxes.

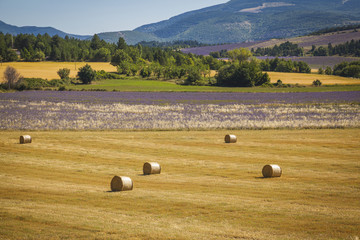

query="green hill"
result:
[132,0,360,44]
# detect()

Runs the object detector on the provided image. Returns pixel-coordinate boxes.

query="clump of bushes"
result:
[96,70,122,80]
[14,78,71,91]
[216,60,270,87]
[260,58,311,73]
[333,61,360,78]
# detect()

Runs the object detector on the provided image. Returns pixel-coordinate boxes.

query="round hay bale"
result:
[262,164,282,178]
[225,134,237,143]
[20,135,32,144]
[143,162,161,175]
[110,176,133,191]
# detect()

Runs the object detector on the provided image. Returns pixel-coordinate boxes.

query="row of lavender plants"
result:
[0,91,359,130]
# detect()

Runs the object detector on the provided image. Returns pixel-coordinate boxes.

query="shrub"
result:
[16,78,50,90]
[96,70,121,80]
[57,68,70,79]
[184,69,203,85]
[140,67,152,78]
[312,79,322,86]
[77,64,96,84]
[325,66,332,75]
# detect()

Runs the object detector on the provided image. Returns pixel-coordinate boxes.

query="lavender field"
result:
[0,91,359,130]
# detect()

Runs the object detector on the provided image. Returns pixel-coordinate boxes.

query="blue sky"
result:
[0,0,229,35]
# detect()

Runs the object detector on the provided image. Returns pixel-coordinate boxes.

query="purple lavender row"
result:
[0,91,359,105]
[0,100,359,130]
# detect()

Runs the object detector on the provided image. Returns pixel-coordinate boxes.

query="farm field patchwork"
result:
[1,91,359,130]
[1,62,360,89]
[0,129,359,240]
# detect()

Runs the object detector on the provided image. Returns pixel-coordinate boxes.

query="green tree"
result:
[57,68,71,79]
[21,48,32,61]
[227,48,252,63]
[117,37,127,50]
[90,34,102,50]
[93,47,111,62]
[34,50,45,61]
[6,49,18,62]
[216,60,267,87]
[275,60,294,72]
[325,66,332,75]
[184,68,204,86]
[296,61,311,73]
[77,64,96,84]
[111,49,132,66]
[314,46,328,56]
[140,66,152,78]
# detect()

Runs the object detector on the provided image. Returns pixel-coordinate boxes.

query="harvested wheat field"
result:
[0,62,117,81]
[0,129,359,240]
[267,71,360,85]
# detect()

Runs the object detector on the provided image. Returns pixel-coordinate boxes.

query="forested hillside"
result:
[132,0,360,44]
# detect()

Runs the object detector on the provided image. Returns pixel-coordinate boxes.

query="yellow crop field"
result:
[0,62,117,81]
[0,129,359,240]
[267,71,360,85]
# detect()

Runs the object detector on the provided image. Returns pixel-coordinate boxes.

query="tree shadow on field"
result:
[255,176,267,179]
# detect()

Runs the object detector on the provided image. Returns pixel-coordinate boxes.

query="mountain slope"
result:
[134,0,360,44]
[1,0,360,45]
[0,20,90,40]
[180,28,360,55]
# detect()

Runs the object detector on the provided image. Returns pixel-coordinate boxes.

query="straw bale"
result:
[262,164,282,178]
[143,162,161,175]
[225,134,237,143]
[111,176,133,191]
[20,135,32,144]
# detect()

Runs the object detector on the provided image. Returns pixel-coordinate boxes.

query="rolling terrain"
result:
[181,29,360,56]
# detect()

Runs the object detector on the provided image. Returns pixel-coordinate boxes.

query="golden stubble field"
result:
[266,71,360,85]
[0,62,117,81]
[0,129,359,240]
[0,62,359,85]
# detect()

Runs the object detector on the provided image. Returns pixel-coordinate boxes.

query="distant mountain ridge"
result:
[0,20,90,40]
[1,0,360,45]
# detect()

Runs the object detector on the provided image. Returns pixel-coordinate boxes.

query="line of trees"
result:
[252,41,304,57]
[311,40,360,57]
[259,58,311,73]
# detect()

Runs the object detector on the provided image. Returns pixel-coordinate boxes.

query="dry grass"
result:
[0,129,359,240]
[0,62,117,81]
[267,71,360,85]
